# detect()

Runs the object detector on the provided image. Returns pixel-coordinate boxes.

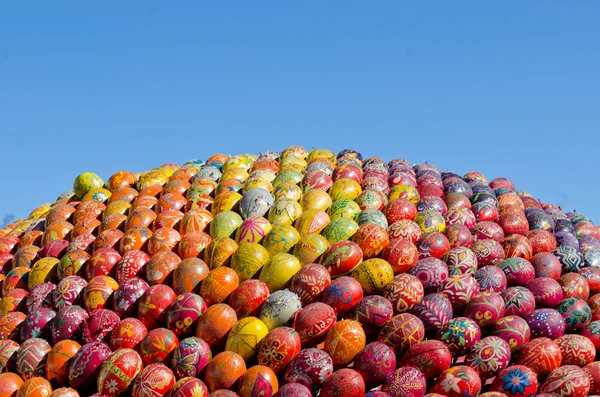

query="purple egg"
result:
[474,265,507,292]
[273,383,312,397]
[381,365,427,397]
[501,286,536,317]
[284,348,334,393]
[408,258,448,294]
[353,342,397,389]
[346,296,393,336]
[524,308,566,339]
[68,341,112,389]
[113,277,149,318]
[411,293,453,335]
[51,305,89,344]
[83,308,120,343]
[26,282,57,312]
[525,277,563,308]
[21,306,56,341]
[554,232,580,250]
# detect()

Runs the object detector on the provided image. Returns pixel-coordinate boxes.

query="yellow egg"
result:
[74,172,105,199]
[292,234,330,265]
[388,184,420,204]
[281,146,308,159]
[209,211,243,239]
[294,209,330,236]
[273,183,303,202]
[226,317,269,361]
[329,178,362,201]
[137,169,169,190]
[235,217,272,245]
[261,225,301,256]
[82,188,112,203]
[28,203,53,220]
[243,177,273,193]
[300,189,333,212]
[272,170,303,188]
[328,199,361,220]
[221,168,250,182]
[350,258,394,295]
[268,199,303,226]
[29,257,59,291]
[259,253,301,292]
[212,192,243,215]
[230,243,270,281]
[222,155,254,173]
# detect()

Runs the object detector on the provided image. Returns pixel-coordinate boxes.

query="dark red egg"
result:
[113,277,149,318]
[531,252,562,280]
[320,368,365,397]
[346,295,393,335]
[472,239,505,266]
[284,348,333,394]
[377,313,424,356]
[492,315,531,353]
[293,302,336,347]
[354,342,396,389]
[464,291,506,328]
[257,327,302,373]
[411,293,453,335]
[138,284,177,329]
[382,273,424,313]
[289,263,331,307]
[165,292,207,338]
[472,222,505,242]
[445,224,474,248]
[115,250,150,284]
[83,308,120,344]
[320,276,363,317]
[539,365,590,397]
[229,279,270,318]
[398,339,451,381]
[110,317,148,350]
[436,317,482,354]
[381,238,419,273]
[501,286,536,317]
[439,274,480,311]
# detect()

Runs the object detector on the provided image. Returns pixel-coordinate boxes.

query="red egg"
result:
[354,342,396,389]
[464,291,506,328]
[168,377,209,397]
[516,337,562,377]
[131,363,176,397]
[321,241,363,278]
[384,199,417,223]
[382,273,424,313]
[86,248,122,280]
[139,328,179,366]
[377,313,424,356]
[54,276,87,310]
[83,308,120,344]
[51,305,89,344]
[579,267,600,295]
[293,302,336,347]
[381,365,427,397]
[527,229,557,254]
[171,336,212,379]
[555,334,596,367]
[110,318,148,350]
[97,348,143,396]
[430,366,481,397]
[502,234,533,260]
[398,340,451,381]
[257,327,302,373]
[228,279,270,318]
[439,274,480,311]
[472,222,505,242]
[558,273,590,300]
[320,276,363,317]
[320,368,365,397]
[68,341,112,389]
[489,365,538,397]
[583,361,600,395]
[531,252,562,279]
[491,315,531,353]
[412,293,453,336]
[501,286,536,317]
[82,276,119,313]
[351,224,389,259]
[465,336,511,379]
[498,212,529,236]
[472,239,505,266]
[474,265,507,293]
[416,232,450,259]
[166,292,208,338]
[540,365,590,397]
[436,317,482,355]
[526,277,563,308]
[284,348,333,394]
[381,238,419,273]
[138,284,177,329]
[115,250,150,284]
[387,220,422,243]
[0,339,20,373]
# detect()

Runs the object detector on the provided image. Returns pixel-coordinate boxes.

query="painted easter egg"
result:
[353,342,397,389]
[131,363,176,397]
[320,368,365,397]
[320,241,363,278]
[524,308,566,339]
[463,291,506,328]
[555,334,596,367]
[51,305,88,344]
[439,274,480,311]
[171,336,212,379]
[166,293,208,338]
[556,297,592,331]
[436,317,482,354]
[501,286,536,317]
[284,348,333,394]
[97,348,143,396]
[225,317,269,361]
[204,351,246,392]
[411,293,453,335]
[377,313,424,356]
[139,328,179,366]
[474,265,507,293]
[16,338,51,380]
[138,285,177,330]
[491,315,531,353]
[320,276,363,317]
[464,336,511,379]
[68,341,112,389]
[382,273,424,313]
[430,366,482,397]
[539,365,590,397]
[82,308,120,344]
[381,366,427,397]
[489,365,538,397]
[516,337,562,377]
[110,318,147,351]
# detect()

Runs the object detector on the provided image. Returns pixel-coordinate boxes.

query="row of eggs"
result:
[0,146,599,397]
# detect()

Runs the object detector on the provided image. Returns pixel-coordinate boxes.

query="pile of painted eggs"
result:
[1,146,600,397]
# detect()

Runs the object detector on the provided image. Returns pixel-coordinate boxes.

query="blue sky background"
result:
[1,2,599,224]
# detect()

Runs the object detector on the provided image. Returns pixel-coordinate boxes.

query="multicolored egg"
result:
[436,317,482,354]
[557,297,592,330]
[539,365,590,397]
[411,293,453,335]
[110,318,147,351]
[516,337,562,377]
[97,348,143,396]
[430,366,482,397]
[382,273,424,313]
[465,336,511,379]
[225,317,269,361]
[474,265,507,293]
[491,315,531,353]
[524,308,566,339]
[320,241,363,278]
[439,274,480,310]
[139,328,179,366]
[171,336,212,379]
[51,305,89,344]
[166,293,207,338]
[377,313,424,356]
[353,342,396,389]
[131,363,176,397]
[284,348,333,394]
[68,341,112,389]
[463,291,506,328]
[555,334,596,367]
[489,365,538,397]
[320,276,363,317]
[320,368,365,397]
[16,338,51,380]
[501,286,536,317]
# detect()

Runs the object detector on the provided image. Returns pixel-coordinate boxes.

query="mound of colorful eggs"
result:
[0,147,599,397]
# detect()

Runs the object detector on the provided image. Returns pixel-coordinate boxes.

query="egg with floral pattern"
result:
[430,365,482,397]
[139,328,179,366]
[97,348,143,396]
[68,341,112,389]
[489,365,538,397]
[171,336,212,379]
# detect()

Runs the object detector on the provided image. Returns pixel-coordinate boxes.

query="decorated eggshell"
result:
[540,365,590,397]
[195,303,237,349]
[387,220,421,243]
[257,327,301,374]
[293,302,336,347]
[83,308,120,344]
[382,273,424,314]
[0,288,28,316]
[131,363,176,397]
[351,224,389,258]
[489,365,538,397]
[262,224,301,255]
[320,276,363,317]
[200,266,239,306]
[16,377,53,397]
[259,254,301,293]
[346,295,393,336]
[430,366,482,397]
[323,319,365,367]
[0,339,20,372]
[204,351,247,392]
[57,249,89,280]
[235,217,272,245]
[139,328,179,366]
[465,336,511,379]
[230,243,270,282]
[0,311,26,341]
[272,383,311,397]
[492,315,531,353]
[110,318,147,350]
[97,348,143,396]
[138,285,177,330]
[166,293,207,338]
[445,224,474,248]
[82,276,119,313]
[21,307,56,341]
[381,366,427,397]
[172,258,209,295]
[472,239,505,266]
[463,291,506,328]
[239,188,274,219]
[444,247,478,275]
[411,293,453,335]
[439,274,480,310]
[166,377,209,397]
[291,234,329,266]
[51,305,89,344]
[524,308,566,339]
[501,287,536,317]
[557,297,592,331]
[0,372,24,397]
[398,339,451,381]
[553,245,585,273]
[171,336,212,379]
[558,272,590,300]
[225,317,269,361]
[474,265,507,293]
[236,365,278,397]
[203,237,238,270]
[228,280,270,319]
[580,266,600,295]
[26,282,57,313]
[525,277,562,308]
[354,342,396,389]
[113,277,149,318]
[54,276,87,310]
[209,211,243,239]
[16,338,51,380]
[86,248,122,280]
[145,251,181,285]
[581,320,600,350]
[381,238,419,273]
[259,290,301,330]
[414,210,445,234]
[583,361,600,394]
[436,317,482,354]
[377,313,424,356]
[321,241,363,278]
[68,341,112,389]
[349,258,394,295]
[555,334,596,367]
[283,348,333,394]
[115,250,150,284]
[385,198,417,223]
[516,337,562,377]
[320,368,365,397]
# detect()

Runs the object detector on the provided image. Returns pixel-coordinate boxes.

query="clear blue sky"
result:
[1,2,599,224]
